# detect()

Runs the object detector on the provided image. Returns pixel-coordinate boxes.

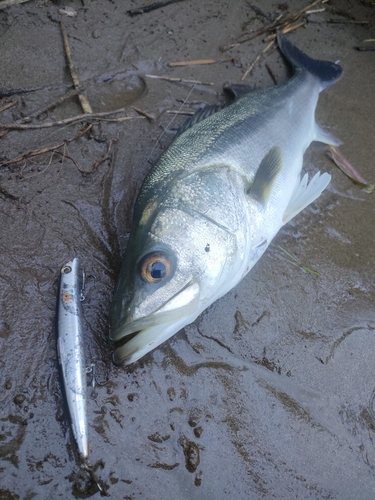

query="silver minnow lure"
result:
[57,258,89,459]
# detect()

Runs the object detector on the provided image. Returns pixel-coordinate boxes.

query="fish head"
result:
[110,194,243,365]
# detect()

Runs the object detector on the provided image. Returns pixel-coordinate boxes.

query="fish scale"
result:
[110,33,343,365]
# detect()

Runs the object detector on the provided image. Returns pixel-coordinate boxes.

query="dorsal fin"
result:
[173,103,223,141]
[223,84,254,101]
[248,146,283,205]
[172,84,255,142]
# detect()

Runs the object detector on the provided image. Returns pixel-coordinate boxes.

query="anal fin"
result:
[283,171,331,224]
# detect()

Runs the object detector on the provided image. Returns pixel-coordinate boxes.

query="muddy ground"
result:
[1,0,375,498]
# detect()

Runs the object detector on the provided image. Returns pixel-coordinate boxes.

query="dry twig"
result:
[83,134,119,174]
[60,23,93,114]
[22,89,79,122]
[131,107,155,121]
[0,124,118,176]
[265,63,278,85]
[0,86,44,98]
[0,108,138,131]
[0,100,17,114]
[127,0,186,16]
[220,0,328,52]
[168,57,233,68]
[145,74,215,86]
[265,19,307,41]
[241,40,274,81]
[0,0,31,7]
[166,110,195,116]
[0,125,93,168]
[327,19,370,25]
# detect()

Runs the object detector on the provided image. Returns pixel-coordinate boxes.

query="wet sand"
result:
[1,1,375,498]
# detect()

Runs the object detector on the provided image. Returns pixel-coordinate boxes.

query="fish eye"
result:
[62,265,72,274]
[140,252,172,284]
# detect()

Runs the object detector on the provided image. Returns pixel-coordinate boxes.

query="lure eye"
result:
[140,252,172,283]
[62,265,72,274]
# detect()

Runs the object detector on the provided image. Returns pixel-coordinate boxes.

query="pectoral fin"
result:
[248,146,283,205]
[283,171,331,224]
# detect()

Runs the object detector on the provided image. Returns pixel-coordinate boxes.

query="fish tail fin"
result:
[277,32,343,89]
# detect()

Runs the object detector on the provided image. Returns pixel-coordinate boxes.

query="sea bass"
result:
[110,33,343,365]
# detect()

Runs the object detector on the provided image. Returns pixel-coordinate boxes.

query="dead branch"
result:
[131,107,155,121]
[169,59,218,67]
[0,86,45,98]
[60,22,93,114]
[0,0,32,8]
[0,124,93,168]
[220,0,327,52]
[0,100,17,114]
[240,16,308,81]
[0,107,139,131]
[327,19,370,25]
[265,19,307,41]
[265,63,278,85]
[0,123,121,177]
[53,136,118,175]
[166,110,195,116]
[22,89,79,122]
[241,40,274,81]
[145,74,215,86]
[127,0,186,16]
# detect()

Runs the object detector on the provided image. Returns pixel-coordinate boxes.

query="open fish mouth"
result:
[112,317,192,366]
[111,282,200,365]
[109,34,343,366]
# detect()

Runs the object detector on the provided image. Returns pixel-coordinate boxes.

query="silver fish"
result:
[110,33,343,365]
[57,258,89,459]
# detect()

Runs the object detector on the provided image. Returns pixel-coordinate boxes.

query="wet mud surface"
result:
[1,1,375,498]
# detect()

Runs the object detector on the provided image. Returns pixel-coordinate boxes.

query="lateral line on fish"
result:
[146,84,197,164]
[110,33,343,366]
[182,206,236,235]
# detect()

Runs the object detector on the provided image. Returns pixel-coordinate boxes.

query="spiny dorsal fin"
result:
[223,84,254,102]
[173,85,255,141]
[248,146,283,205]
[173,103,223,141]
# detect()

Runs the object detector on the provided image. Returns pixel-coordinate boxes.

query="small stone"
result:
[194,426,203,438]
[13,394,26,406]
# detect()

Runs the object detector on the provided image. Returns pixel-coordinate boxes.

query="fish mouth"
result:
[111,282,200,366]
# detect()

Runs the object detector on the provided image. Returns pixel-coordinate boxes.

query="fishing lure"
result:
[57,258,89,459]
